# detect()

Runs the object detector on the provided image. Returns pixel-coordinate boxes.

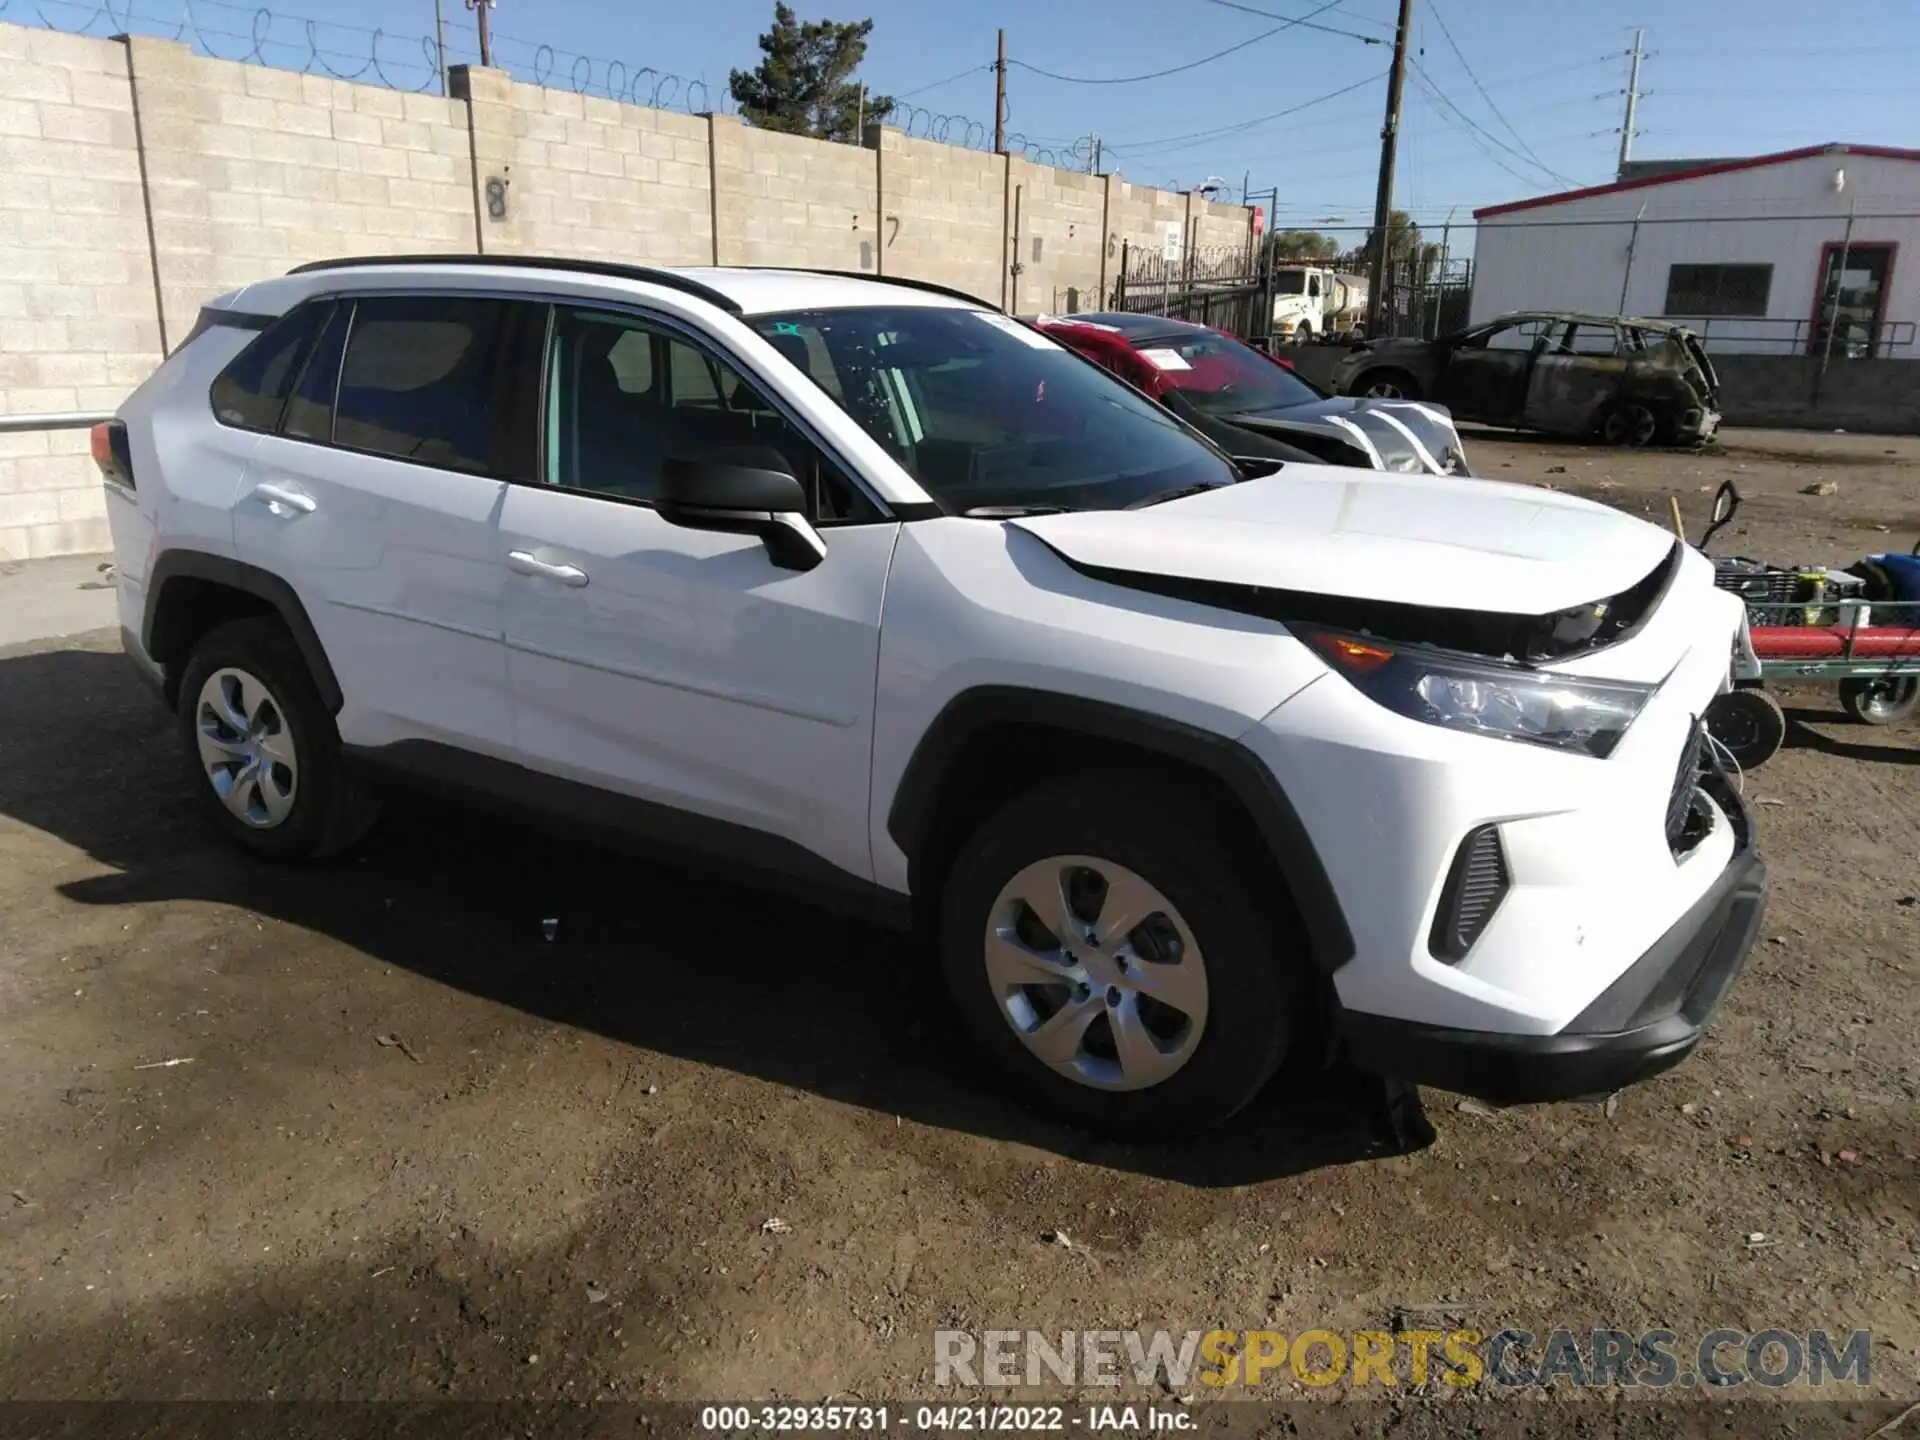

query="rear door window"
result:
[332,295,545,481]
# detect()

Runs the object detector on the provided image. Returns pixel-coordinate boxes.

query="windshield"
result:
[1275,271,1308,295]
[750,305,1239,512]
[1135,330,1326,415]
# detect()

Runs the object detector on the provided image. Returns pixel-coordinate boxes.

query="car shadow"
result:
[1780,704,1920,766]
[0,639,1431,1188]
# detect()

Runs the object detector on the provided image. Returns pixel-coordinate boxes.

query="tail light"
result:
[91,420,133,492]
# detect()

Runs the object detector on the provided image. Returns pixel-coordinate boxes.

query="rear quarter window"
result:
[209,302,332,432]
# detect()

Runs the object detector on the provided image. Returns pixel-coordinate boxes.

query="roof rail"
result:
[751,268,999,311]
[285,254,745,315]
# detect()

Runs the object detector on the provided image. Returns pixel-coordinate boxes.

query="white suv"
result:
[97,257,1767,1132]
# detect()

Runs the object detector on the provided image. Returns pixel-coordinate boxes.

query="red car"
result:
[1031,312,1470,475]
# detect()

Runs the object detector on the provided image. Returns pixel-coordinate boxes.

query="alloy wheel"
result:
[194,667,299,829]
[983,854,1208,1092]
[1363,378,1404,399]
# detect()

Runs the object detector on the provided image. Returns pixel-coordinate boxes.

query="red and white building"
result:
[1469,143,1920,356]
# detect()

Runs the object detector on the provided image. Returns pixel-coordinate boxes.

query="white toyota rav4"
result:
[98,257,1767,1133]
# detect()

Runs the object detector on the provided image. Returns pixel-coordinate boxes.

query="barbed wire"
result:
[3,0,1113,166]
[885,101,1100,171]
[0,0,724,110]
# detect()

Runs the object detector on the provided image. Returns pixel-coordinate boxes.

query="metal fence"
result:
[1665,315,1917,359]
[1108,241,1272,343]
[1373,252,1475,341]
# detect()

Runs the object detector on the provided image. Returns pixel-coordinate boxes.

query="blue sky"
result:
[26,0,1920,235]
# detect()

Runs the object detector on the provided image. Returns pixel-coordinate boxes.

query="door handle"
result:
[507,550,589,587]
[252,482,316,515]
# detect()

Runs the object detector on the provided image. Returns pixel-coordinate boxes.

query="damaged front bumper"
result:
[1338,767,1765,1104]
[1676,405,1722,444]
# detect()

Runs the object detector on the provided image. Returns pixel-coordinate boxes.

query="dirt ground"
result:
[0,429,1915,1425]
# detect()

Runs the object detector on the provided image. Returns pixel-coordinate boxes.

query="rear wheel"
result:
[1358,368,1419,400]
[937,770,1303,1135]
[1599,400,1661,448]
[1704,687,1787,769]
[176,617,379,859]
[1839,675,1919,725]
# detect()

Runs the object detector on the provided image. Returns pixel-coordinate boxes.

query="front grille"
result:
[1666,721,1713,856]
[1430,824,1509,963]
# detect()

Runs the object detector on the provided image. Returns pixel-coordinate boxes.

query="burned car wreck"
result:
[1331,311,1722,448]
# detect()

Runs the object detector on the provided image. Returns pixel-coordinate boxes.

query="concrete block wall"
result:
[125,35,476,346]
[1007,157,1106,316]
[873,128,1009,307]
[0,19,1253,560]
[1106,180,1193,270]
[457,67,712,264]
[713,116,872,270]
[0,26,159,561]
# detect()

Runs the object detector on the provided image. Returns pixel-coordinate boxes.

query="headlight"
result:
[1301,628,1655,758]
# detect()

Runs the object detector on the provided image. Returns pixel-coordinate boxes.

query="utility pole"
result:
[467,0,494,69]
[993,30,1006,154]
[1364,0,1414,337]
[1090,135,1102,175]
[1617,27,1645,174]
[434,0,448,93]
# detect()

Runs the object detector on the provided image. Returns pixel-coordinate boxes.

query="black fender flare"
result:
[885,686,1354,974]
[143,549,344,714]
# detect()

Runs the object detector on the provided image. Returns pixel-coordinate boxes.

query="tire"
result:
[1294,324,1313,346]
[1839,675,1919,725]
[1704,687,1787,769]
[1357,368,1419,401]
[936,769,1305,1135]
[175,616,380,859]
[1599,400,1662,448]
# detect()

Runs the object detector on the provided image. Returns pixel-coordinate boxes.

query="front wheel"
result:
[937,771,1304,1134]
[1839,674,1919,725]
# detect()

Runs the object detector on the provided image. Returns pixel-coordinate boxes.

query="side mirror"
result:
[657,450,825,572]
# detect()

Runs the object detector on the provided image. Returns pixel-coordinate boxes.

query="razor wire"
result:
[4,0,1113,162]
[1,0,723,109]
[888,101,1100,170]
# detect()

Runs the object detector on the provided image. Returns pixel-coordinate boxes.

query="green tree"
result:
[729,3,894,143]
[1264,230,1341,263]
[1348,210,1423,273]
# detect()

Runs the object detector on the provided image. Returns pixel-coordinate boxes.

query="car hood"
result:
[1222,397,1466,475]
[1011,466,1675,615]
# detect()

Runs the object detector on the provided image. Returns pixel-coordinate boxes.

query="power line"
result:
[1409,59,1578,188]
[1193,0,1387,45]
[1408,64,1564,191]
[1103,69,1385,154]
[1423,0,1559,177]
[1007,0,1350,84]
[893,63,990,100]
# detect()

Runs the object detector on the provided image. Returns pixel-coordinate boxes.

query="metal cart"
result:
[1706,597,1920,767]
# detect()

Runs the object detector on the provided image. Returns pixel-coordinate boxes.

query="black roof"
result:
[1048,311,1212,342]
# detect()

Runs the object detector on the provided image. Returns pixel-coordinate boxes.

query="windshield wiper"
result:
[1125,483,1218,510]
[962,504,1071,518]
